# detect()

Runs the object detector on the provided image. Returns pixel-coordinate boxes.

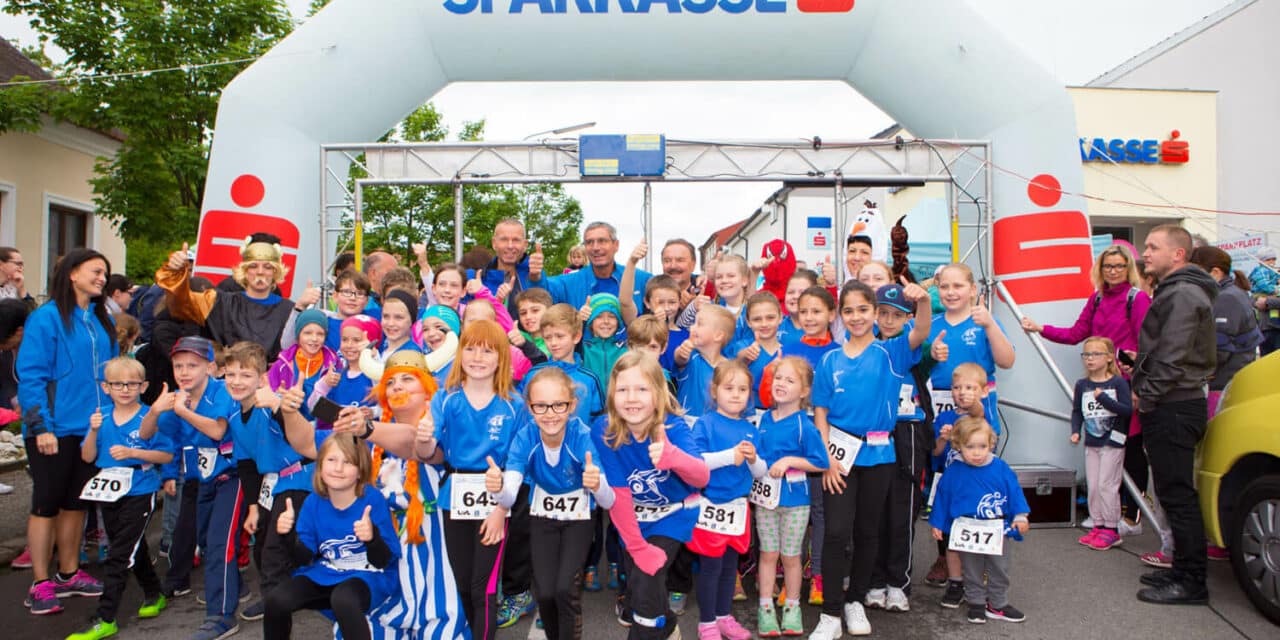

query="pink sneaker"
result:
[716,616,753,640]
[1141,551,1173,568]
[1207,544,1230,561]
[698,622,722,640]
[1087,529,1121,550]
[1077,528,1101,547]
[10,546,32,569]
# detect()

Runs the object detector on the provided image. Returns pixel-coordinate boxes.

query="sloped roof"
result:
[1088,0,1258,86]
[0,36,52,83]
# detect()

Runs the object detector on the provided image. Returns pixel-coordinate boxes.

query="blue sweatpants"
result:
[196,472,245,619]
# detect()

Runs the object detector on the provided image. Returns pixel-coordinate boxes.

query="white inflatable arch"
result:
[196,0,1096,467]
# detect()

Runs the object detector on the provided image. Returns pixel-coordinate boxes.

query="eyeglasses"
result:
[1101,263,1128,271]
[529,401,571,415]
[5,260,22,267]
[105,381,144,390]
[1080,352,1108,359]
[336,289,367,299]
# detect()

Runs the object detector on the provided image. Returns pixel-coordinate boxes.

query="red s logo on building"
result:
[1160,130,1189,164]
[797,0,854,13]
[993,174,1095,306]
[194,175,301,297]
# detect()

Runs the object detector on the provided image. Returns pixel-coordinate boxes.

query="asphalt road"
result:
[0,467,1274,640]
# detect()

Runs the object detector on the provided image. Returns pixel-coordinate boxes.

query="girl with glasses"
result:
[1070,336,1133,551]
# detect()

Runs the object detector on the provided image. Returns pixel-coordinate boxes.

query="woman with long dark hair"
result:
[17,248,118,615]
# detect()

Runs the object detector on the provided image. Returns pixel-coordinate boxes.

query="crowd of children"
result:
[17,231,1056,640]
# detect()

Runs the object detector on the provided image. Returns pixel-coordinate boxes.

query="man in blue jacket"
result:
[538,221,651,312]
[481,218,544,319]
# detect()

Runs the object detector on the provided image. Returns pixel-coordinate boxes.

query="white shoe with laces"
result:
[885,586,910,612]
[843,601,871,636]
[808,613,842,640]
[863,587,886,609]
[1119,519,1143,537]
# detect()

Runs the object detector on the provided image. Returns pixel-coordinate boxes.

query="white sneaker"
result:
[864,587,886,609]
[843,601,871,636]
[0,482,11,495]
[808,613,843,640]
[1081,516,1095,528]
[885,586,910,612]
[1119,520,1143,537]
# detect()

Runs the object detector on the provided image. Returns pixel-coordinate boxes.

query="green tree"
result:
[0,0,293,282]
[344,103,582,275]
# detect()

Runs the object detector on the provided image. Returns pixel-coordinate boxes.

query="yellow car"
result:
[1199,351,1280,624]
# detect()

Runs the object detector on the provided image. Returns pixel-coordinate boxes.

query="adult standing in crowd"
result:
[364,250,399,303]
[1022,244,1152,531]
[481,218,543,318]
[1127,224,1215,606]
[156,235,309,361]
[17,248,118,615]
[1189,246,1262,418]
[0,298,29,496]
[660,238,704,311]
[539,221,650,311]
[0,247,35,308]
[1248,247,1280,356]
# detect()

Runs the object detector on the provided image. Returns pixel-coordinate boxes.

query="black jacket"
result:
[1210,276,1262,391]
[1134,265,1217,407]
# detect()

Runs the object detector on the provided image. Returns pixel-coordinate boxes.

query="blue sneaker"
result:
[54,570,104,598]
[584,566,603,592]
[607,562,621,590]
[669,591,687,616]
[496,590,535,629]
[189,616,239,640]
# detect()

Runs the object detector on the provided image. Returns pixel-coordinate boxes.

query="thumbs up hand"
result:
[820,257,837,285]
[931,329,949,362]
[901,278,930,304]
[629,239,648,266]
[296,279,321,309]
[323,367,341,388]
[971,299,992,328]
[484,456,503,493]
[466,270,485,295]
[648,429,666,468]
[578,297,593,323]
[353,505,375,542]
[152,382,175,412]
[254,385,281,411]
[415,413,435,444]
[739,342,761,363]
[279,377,305,414]
[582,451,600,491]
[276,498,296,535]
[528,242,545,275]
[167,242,191,271]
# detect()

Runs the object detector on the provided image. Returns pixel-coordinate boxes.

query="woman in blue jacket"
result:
[17,248,118,615]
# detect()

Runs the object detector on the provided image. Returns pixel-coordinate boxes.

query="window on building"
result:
[48,204,89,276]
[1093,225,1133,243]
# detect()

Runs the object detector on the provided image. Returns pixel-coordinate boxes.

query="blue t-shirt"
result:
[432,389,527,511]
[928,457,1030,539]
[294,487,401,606]
[328,370,375,410]
[505,416,602,506]
[661,326,690,375]
[676,351,717,417]
[779,337,839,370]
[521,358,605,423]
[728,339,781,410]
[755,409,829,508]
[777,315,804,348]
[931,409,964,472]
[927,314,1007,422]
[813,340,908,467]
[323,316,345,353]
[93,405,172,497]
[157,378,237,481]
[228,406,315,495]
[592,415,703,542]
[691,412,757,504]
[878,326,926,423]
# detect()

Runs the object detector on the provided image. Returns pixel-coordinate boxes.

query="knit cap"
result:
[295,308,328,339]
[587,294,623,333]
[340,313,382,345]
[421,305,461,335]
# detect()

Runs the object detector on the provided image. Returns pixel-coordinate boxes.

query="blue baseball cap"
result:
[875,284,914,314]
[170,335,215,361]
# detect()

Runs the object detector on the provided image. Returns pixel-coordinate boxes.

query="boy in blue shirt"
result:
[675,304,735,419]
[929,416,1029,624]
[69,357,174,640]
[521,303,604,424]
[141,336,240,639]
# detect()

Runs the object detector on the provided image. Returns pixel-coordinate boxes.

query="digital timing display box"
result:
[579,134,666,177]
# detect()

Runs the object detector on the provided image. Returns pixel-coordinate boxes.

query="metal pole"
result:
[994,278,1171,540]
[643,182,653,273]
[319,147,329,307]
[353,183,364,271]
[453,182,464,262]
[984,142,995,306]
[832,173,844,284]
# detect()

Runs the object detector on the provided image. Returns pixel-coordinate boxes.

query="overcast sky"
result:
[2,0,1236,257]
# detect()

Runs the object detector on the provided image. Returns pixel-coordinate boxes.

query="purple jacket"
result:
[1041,283,1151,353]
[267,343,341,391]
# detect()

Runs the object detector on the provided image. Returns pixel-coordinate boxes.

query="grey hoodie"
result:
[1209,276,1261,390]
[1134,265,1218,407]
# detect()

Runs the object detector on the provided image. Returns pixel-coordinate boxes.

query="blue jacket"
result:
[541,262,650,311]
[17,302,117,438]
[482,254,538,318]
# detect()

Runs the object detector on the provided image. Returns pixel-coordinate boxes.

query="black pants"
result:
[664,546,696,595]
[873,421,930,591]
[822,462,895,617]
[1141,398,1208,585]
[98,494,162,622]
[530,516,593,640]
[502,484,532,598]
[264,575,371,640]
[622,535,683,640]
[443,511,505,640]
[258,490,311,597]
[164,478,199,593]
[1121,433,1148,521]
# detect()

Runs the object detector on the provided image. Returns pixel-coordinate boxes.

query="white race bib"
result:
[748,476,781,510]
[324,552,374,572]
[1081,390,1117,421]
[634,501,681,523]
[448,473,504,520]
[948,517,1005,556]
[80,467,133,502]
[897,383,918,417]
[196,447,218,479]
[932,388,956,416]
[695,497,748,536]
[827,427,862,475]
[258,472,278,510]
[530,486,591,521]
